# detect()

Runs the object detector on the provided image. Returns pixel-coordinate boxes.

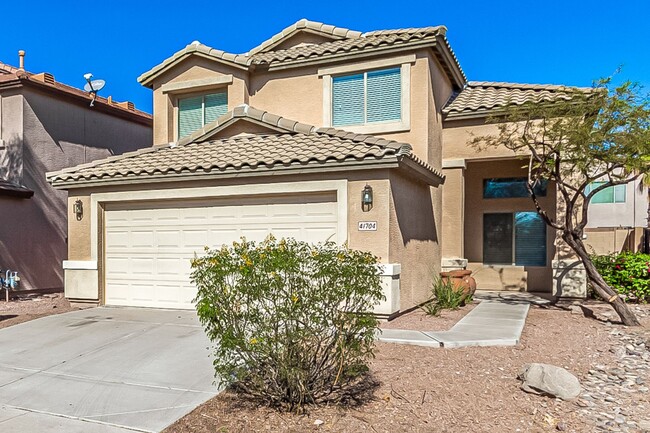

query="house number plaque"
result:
[358,221,377,231]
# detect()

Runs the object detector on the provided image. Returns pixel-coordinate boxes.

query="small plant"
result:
[422,276,467,316]
[191,236,384,413]
[591,251,650,302]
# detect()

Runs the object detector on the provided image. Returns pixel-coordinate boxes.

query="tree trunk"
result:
[563,234,640,326]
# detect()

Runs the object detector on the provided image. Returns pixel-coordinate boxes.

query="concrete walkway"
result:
[378,299,530,348]
[0,308,218,433]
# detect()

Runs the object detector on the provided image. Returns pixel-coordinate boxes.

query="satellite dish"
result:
[84,79,105,93]
[83,73,106,107]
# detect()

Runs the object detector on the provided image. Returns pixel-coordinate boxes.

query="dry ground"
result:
[165,303,650,433]
[0,293,78,329]
[380,302,477,331]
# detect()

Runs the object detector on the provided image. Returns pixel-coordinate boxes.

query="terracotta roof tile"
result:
[246,19,363,56]
[138,22,465,86]
[443,81,592,118]
[47,106,442,187]
[249,28,444,65]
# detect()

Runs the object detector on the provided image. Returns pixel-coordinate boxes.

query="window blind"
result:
[178,96,203,138]
[367,68,401,123]
[332,74,365,126]
[204,92,228,124]
[514,212,546,266]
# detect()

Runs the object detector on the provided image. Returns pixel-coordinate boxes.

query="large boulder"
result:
[518,363,581,400]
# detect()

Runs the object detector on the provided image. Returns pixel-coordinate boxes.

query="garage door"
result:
[104,193,338,309]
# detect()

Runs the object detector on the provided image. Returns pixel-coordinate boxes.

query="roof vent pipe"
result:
[18,50,25,71]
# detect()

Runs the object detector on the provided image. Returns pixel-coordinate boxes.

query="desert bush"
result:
[191,236,384,412]
[591,251,650,302]
[421,276,467,316]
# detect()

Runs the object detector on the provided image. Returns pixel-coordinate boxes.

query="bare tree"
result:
[472,78,650,326]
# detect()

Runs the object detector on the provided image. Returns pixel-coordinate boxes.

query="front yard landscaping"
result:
[165,302,650,433]
[0,293,77,329]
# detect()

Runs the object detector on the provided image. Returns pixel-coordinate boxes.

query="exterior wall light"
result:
[361,184,373,212]
[73,199,84,221]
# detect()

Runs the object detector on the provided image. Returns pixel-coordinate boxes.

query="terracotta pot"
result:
[440,269,476,304]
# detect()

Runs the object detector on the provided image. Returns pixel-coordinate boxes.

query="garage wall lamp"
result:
[73,199,84,221]
[361,184,373,212]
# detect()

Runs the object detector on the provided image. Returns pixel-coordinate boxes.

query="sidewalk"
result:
[378,300,530,348]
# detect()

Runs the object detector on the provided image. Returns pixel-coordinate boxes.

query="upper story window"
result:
[319,55,413,134]
[587,182,626,204]
[332,68,401,127]
[483,177,548,199]
[178,91,227,138]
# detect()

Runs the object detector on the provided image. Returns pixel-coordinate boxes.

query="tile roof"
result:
[249,26,446,65]
[246,19,362,56]
[443,81,592,118]
[47,105,443,188]
[0,60,151,122]
[137,20,465,87]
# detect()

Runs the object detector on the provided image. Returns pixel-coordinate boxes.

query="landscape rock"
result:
[518,363,581,401]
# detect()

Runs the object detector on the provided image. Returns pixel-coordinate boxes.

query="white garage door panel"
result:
[104,196,338,309]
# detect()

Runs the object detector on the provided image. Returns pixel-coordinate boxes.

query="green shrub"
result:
[190,236,384,412]
[591,251,650,302]
[421,276,467,316]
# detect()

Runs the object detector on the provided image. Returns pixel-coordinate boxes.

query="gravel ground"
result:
[380,302,477,331]
[0,293,78,329]
[164,303,650,433]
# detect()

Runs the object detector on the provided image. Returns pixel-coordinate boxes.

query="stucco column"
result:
[441,159,468,270]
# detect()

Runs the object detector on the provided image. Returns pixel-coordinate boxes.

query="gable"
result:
[199,118,285,141]
[267,31,343,52]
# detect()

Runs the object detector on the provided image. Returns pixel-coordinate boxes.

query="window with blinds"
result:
[483,212,546,266]
[178,91,228,138]
[332,67,401,127]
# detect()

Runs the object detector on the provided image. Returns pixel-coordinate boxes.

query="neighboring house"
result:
[583,178,648,255]
[0,54,152,291]
[48,20,616,316]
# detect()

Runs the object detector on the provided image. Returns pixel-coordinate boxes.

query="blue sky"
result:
[1,0,648,114]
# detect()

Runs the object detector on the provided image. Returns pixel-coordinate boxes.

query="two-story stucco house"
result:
[48,20,613,316]
[0,54,152,292]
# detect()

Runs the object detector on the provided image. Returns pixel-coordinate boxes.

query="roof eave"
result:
[262,38,440,72]
[138,50,249,88]
[48,157,402,190]
[442,108,502,122]
[433,37,467,89]
[398,156,444,187]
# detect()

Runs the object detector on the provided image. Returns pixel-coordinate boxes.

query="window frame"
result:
[483,211,547,267]
[176,90,228,140]
[586,181,626,204]
[483,177,548,199]
[320,56,412,134]
[331,68,402,127]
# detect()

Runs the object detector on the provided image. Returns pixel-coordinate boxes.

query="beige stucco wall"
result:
[442,118,526,161]
[151,57,249,144]
[347,178,391,262]
[464,159,557,292]
[0,86,151,290]
[249,65,324,128]
[584,227,644,255]
[388,171,440,309]
[441,166,464,258]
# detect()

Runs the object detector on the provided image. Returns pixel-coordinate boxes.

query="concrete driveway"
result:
[0,308,218,432]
